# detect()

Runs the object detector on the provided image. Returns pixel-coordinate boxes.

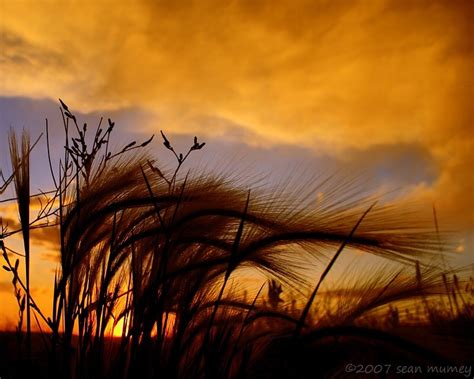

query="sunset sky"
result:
[0,0,472,329]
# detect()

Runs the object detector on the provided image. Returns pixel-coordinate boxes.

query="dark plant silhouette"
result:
[0,101,472,379]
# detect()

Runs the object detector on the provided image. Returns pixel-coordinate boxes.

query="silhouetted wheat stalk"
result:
[8,130,32,360]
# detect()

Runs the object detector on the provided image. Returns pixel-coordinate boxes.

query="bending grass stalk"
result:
[199,191,251,369]
[223,283,265,378]
[1,242,51,328]
[294,201,377,337]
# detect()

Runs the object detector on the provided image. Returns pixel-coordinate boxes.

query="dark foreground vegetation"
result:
[0,101,472,378]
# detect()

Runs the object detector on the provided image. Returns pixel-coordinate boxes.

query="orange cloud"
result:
[1,0,472,232]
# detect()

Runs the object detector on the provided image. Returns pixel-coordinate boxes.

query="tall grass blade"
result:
[294,201,377,336]
[9,130,32,360]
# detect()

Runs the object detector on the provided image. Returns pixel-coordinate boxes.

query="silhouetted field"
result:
[1,101,472,378]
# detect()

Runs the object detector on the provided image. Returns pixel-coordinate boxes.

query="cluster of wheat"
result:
[0,101,471,378]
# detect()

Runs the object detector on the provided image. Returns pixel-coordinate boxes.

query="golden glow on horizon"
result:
[108,312,176,339]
